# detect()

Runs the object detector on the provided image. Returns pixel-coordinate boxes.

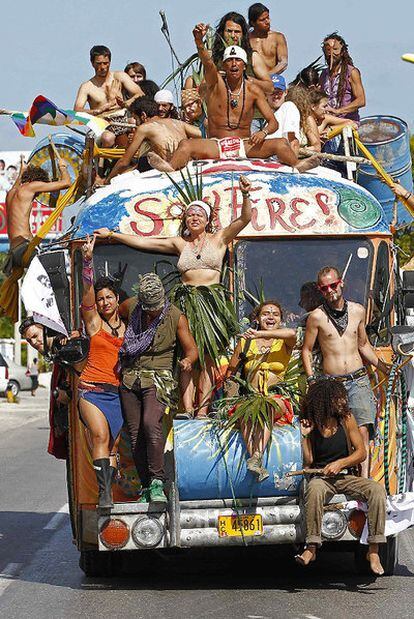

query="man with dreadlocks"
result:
[320,32,366,122]
[297,378,386,575]
[3,153,71,276]
[302,266,390,477]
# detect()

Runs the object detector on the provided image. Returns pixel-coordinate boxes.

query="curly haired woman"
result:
[297,378,386,575]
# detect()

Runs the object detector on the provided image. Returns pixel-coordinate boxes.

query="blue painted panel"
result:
[173,419,303,500]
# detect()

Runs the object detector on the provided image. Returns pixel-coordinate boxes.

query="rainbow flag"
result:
[6,96,108,138]
[10,111,35,137]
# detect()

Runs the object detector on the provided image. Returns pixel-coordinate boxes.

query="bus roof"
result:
[69,159,390,240]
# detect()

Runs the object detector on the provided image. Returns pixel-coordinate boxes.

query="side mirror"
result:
[403,271,414,309]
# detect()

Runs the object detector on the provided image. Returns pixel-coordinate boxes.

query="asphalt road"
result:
[0,390,413,619]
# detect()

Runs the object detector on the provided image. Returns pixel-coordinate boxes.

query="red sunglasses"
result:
[318,279,342,293]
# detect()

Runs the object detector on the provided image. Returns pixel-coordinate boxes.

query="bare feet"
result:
[295,544,317,566]
[295,154,321,173]
[147,151,174,172]
[367,549,385,576]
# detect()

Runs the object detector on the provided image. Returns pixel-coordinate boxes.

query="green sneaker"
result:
[149,479,168,504]
[138,488,150,503]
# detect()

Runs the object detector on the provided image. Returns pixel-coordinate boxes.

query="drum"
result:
[357,116,413,224]
[28,133,85,207]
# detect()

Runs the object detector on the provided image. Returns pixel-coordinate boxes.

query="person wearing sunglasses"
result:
[301,265,390,477]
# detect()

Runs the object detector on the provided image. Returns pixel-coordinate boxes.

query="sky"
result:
[0,0,413,151]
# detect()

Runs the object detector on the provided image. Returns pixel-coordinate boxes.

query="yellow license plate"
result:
[217,514,263,537]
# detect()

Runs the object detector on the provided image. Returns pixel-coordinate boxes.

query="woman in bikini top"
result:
[95,174,252,418]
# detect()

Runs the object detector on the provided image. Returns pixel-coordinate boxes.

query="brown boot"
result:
[246,451,263,476]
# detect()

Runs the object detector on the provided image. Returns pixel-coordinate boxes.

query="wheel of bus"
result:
[79,549,122,577]
[354,535,399,576]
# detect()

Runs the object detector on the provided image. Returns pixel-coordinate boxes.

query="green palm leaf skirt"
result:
[216,381,298,437]
[170,283,239,366]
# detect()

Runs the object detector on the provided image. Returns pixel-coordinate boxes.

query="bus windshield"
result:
[235,237,373,326]
[85,244,178,299]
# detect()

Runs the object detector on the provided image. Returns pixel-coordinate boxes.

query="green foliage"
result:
[214,354,302,438]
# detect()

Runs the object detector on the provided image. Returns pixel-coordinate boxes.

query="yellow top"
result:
[242,338,291,394]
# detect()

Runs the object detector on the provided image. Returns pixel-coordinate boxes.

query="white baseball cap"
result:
[154,89,174,104]
[223,45,248,65]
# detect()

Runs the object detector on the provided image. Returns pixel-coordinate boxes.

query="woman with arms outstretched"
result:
[95,174,251,417]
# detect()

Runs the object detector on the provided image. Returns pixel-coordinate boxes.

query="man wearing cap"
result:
[266,74,300,154]
[119,273,198,503]
[150,24,318,173]
[154,89,180,119]
[248,3,288,75]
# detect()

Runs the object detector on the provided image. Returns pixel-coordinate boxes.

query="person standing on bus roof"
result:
[320,33,366,122]
[118,274,197,504]
[302,265,391,477]
[248,3,288,75]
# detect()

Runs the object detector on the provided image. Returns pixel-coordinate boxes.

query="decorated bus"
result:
[27,153,411,577]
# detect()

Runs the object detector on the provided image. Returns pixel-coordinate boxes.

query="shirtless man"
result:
[302,266,390,477]
[101,97,201,184]
[153,24,317,172]
[248,3,288,75]
[3,154,71,276]
[74,45,143,147]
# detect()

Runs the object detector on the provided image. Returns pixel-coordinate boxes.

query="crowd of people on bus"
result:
[12,4,396,575]
[68,3,367,180]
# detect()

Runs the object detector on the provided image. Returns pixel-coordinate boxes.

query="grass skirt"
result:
[170,283,239,366]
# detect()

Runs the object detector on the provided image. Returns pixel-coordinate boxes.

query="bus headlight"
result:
[321,510,347,540]
[132,516,164,548]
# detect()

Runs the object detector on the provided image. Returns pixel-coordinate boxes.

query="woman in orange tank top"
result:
[79,235,126,509]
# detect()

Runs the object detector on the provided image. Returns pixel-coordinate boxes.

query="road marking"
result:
[0,563,21,596]
[43,503,69,530]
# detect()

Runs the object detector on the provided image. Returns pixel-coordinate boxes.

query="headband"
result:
[185,200,211,219]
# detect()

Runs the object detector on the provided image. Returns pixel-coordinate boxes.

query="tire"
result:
[379,535,399,575]
[354,536,399,576]
[79,549,122,577]
[8,380,20,396]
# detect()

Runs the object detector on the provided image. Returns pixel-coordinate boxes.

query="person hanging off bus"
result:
[296,378,386,575]
[118,274,198,503]
[149,23,319,173]
[3,153,71,277]
[301,266,391,477]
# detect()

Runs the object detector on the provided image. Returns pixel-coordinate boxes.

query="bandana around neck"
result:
[322,299,349,336]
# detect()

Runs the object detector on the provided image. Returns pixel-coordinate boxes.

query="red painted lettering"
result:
[266,197,295,232]
[315,191,332,215]
[131,197,163,236]
[251,207,265,231]
[289,198,315,230]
